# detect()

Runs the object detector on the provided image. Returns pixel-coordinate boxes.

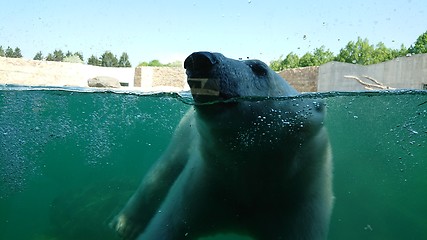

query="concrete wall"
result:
[318,53,427,91]
[278,66,319,92]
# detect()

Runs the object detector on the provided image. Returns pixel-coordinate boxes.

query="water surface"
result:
[0,85,426,239]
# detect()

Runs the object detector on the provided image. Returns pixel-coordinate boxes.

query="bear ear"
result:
[246,61,268,77]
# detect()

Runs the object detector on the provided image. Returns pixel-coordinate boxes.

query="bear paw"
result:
[110,214,144,240]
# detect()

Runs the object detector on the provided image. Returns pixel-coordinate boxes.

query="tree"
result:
[46,53,54,61]
[282,52,300,69]
[408,30,427,54]
[118,52,132,67]
[87,55,101,66]
[65,51,83,61]
[149,59,162,66]
[269,52,299,70]
[391,44,408,58]
[299,52,315,67]
[312,46,335,65]
[138,59,164,67]
[372,42,394,63]
[63,54,84,63]
[165,61,182,67]
[65,51,73,58]
[46,50,64,61]
[138,59,184,67]
[100,51,118,67]
[335,37,375,65]
[5,46,14,58]
[0,46,5,57]
[270,55,284,71]
[74,52,84,61]
[11,47,23,58]
[52,49,64,61]
[33,51,43,60]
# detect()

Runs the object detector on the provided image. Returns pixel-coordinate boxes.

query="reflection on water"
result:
[0,86,426,240]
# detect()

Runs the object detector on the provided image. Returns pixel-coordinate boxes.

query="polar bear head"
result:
[184,51,325,147]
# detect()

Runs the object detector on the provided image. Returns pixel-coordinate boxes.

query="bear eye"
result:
[248,63,268,76]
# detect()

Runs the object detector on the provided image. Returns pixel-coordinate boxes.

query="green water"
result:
[0,86,426,240]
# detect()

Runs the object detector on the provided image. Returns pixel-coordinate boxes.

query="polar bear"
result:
[110,52,333,240]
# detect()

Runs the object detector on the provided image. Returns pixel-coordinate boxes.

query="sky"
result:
[1,0,426,66]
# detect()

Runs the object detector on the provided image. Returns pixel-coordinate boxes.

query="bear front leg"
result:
[111,150,191,239]
[111,112,195,239]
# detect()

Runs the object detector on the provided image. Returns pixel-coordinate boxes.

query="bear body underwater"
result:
[111,52,333,240]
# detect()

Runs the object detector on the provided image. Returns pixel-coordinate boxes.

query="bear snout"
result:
[185,52,223,103]
[184,51,218,73]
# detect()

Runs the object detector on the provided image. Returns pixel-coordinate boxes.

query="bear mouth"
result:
[187,77,238,105]
[187,78,220,97]
[185,52,238,104]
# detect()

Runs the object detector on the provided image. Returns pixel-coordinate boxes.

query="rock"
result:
[87,76,121,88]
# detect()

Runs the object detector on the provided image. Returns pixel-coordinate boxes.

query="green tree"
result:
[165,61,182,67]
[284,46,335,68]
[372,42,394,63]
[12,47,23,58]
[63,54,84,63]
[138,59,183,67]
[312,46,335,65]
[0,46,5,57]
[46,53,54,61]
[87,55,101,66]
[74,52,84,61]
[5,46,14,57]
[408,30,427,54]
[282,52,300,69]
[65,51,73,57]
[299,52,315,67]
[391,44,408,58]
[118,52,132,67]
[33,51,43,60]
[100,51,118,67]
[335,37,375,65]
[138,59,163,67]
[65,51,83,61]
[53,49,64,61]
[148,59,162,66]
[46,49,64,61]
[270,55,284,71]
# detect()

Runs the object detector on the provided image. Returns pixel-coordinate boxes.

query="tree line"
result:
[0,47,132,68]
[2,30,426,70]
[269,30,427,71]
[0,47,182,68]
[138,59,182,67]
[0,46,23,58]
[87,52,132,67]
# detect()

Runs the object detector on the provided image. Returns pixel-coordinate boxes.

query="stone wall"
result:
[278,66,319,92]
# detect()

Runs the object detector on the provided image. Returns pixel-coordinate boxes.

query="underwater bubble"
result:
[364,224,373,231]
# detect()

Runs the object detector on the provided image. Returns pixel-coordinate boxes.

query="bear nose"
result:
[184,52,217,71]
